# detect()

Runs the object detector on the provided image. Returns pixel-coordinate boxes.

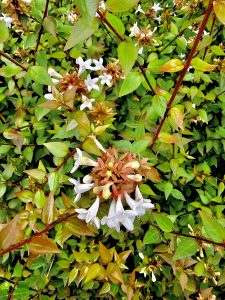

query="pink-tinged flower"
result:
[124,186,154,216]
[80,95,95,110]
[84,75,99,91]
[69,178,93,202]
[101,196,137,232]
[76,197,100,228]
[99,73,112,86]
[76,57,93,75]
[130,22,140,37]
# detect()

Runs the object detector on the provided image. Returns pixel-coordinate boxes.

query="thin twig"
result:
[34,0,50,53]
[150,0,214,148]
[0,50,27,71]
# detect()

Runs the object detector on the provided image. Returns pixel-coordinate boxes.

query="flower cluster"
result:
[69,147,154,232]
[45,57,115,111]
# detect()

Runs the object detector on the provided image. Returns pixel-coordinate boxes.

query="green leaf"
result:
[153,213,174,232]
[191,58,216,72]
[199,211,225,243]
[211,45,225,56]
[106,0,140,12]
[82,137,102,156]
[64,18,99,50]
[171,189,185,201]
[119,71,142,97]
[75,0,98,19]
[15,190,34,203]
[34,189,46,209]
[44,142,69,157]
[173,237,198,260]
[0,65,22,77]
[48,172,59,193]
[105,13,125,36]
[0,20,9,43]
[130,138,151,154]
[118,42,138,75]
[43,16,57,36]
[24,169,46,181]
[0,184,6,198]
[68,267,79,285]
[164,182,173,200]
[143,227,161,244]
[28,66,53,85]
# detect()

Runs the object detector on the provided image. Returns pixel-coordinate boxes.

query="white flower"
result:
[68,12,78,23]
[44,93,56,101]
[80,95,95,110]
[139,252,144,259]
[47,68,62,92]
[76,57,93,75]
[124,186,154,216]
[130,22,140,37]
[69,178,93,202]
[70,148,98,173]
[0,14,13,28]
[140,267,148,277]
[101,196,136,232]
[135,4,145,14]
[92,58,105,71]
[154,15,162,24]
[152,3,162,12]
[84,74,99,91]
[76,197,100,228]
[138,47,144,54]
[22,0,32,3]
[99,73,112,86]
[151,271,156,282]
[178,53,186,59]
[91,136,106,152]
[99,0,106,10]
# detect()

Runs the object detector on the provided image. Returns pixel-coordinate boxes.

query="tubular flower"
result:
[70,147,155,231]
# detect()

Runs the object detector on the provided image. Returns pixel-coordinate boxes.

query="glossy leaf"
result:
[43,16,57,36]
[173,237,198,260]
[0,20,9,43]
[143,227,161,244]
[64,18,98,50]
[0,215,24,250]
[105,13,125,36]
[118,42,138,75]
[191,57,216,72]
[84,263,104,283]
[153,213,174,232]
[119,71,142,97]
[213,1,225,25]
[30,236,61,255]
[44,142,69,157]
[199,211,225,243]
[160,59,184,72]
[106,0,140,12]
[28,66,53,85]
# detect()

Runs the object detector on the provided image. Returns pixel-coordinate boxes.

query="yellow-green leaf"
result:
[118,42,138,75]
[84,263,104,283]
[191,57,217,72]
[160,59,184,72]
[99,242,113,263]
[44,142,69,157]
[0,20,9,43]
[106,0,140,12]
[65,217,96,236]
[213,0,225,25]
[82,137,102,156]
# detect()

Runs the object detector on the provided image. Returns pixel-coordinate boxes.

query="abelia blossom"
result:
[76,197,100,228]
[99,73,112,86]
[135,4,145,14]
[152,3,162,12]
[80,95,95,110]
[0,14,13,28]
[70,148,155,231]
[76,57,93,75]
[84,75,100,91]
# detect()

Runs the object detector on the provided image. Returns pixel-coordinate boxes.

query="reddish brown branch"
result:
[0,212,77,256]
[97,10,155,94]
[150,0,214,148]
[0,50,27,71]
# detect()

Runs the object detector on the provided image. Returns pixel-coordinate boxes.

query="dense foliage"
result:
[1,0,225,299]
